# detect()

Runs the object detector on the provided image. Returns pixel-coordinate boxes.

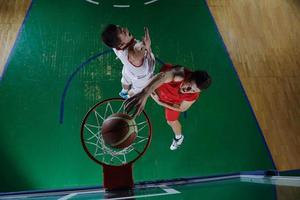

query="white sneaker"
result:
[170,135,184,150]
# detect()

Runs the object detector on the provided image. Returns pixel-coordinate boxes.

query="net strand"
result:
[104,102,114,119]
[94,110,105,121]
[83,99,150,166]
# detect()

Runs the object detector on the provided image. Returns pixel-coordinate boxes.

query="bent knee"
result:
[167,120,178,126]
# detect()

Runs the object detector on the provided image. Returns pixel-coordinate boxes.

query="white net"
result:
[81,98,151,166]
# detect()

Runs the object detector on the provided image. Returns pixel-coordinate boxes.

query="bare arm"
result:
[177,100,196,112]
[143,27,155,67]
[151,92,195,112]
[143,27,151,54]
[125,66,184,117]
[160,101,195,112]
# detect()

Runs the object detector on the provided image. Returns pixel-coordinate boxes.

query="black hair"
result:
[190,70,212,90]
[101,24,120,48]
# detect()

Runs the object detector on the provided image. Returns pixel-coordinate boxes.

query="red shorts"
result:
[165,108,180,121]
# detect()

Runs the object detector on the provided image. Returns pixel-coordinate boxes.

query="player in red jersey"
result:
[125,64,211,150]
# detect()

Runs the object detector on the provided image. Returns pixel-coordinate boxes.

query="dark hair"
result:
[101,24,120,48]
[190,70,211,90]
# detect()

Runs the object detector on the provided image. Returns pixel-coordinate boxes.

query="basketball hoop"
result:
[80,98,152,190]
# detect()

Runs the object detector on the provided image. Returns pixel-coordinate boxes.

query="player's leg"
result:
[165,108,184,150]
[167,120,181,135]
[120,69,132,99]
[120,83,130,99]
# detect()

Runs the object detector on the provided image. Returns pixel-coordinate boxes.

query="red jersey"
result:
[156,64,200,104]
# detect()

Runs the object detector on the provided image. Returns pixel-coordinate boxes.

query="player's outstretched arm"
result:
[143,27,155,67]
[151,92,195,112]
[143,27,151,53]
[124,71,173,118]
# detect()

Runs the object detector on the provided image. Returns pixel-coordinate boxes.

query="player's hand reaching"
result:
[143,27,151,52]
[125,71,170,118]
[124,90,149,119]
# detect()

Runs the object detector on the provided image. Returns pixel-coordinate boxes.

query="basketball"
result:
[101,113,137,148]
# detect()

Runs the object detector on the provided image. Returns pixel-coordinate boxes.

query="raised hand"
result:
[124,90,149,119]
[143,27,151,51]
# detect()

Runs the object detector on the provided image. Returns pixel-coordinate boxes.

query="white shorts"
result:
[121,69,152,95]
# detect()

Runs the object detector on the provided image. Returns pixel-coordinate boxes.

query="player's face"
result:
[180,81,201,93]
[117,26,133,50]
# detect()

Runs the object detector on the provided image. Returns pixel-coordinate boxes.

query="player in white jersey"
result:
[102,25,155,98]
[115,30,155,97]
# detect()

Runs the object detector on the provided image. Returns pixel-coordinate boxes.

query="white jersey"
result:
[113,48,129,67]
[113,48,155,94]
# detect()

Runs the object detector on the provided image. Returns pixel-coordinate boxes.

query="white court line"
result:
[85,0,99,5]
[58,193,77,200]
[240,175,300,187]
[0,175,238,199]
[144,0,159,5]
[58,190,104,200]
[160,185,181,194]
[101,186,180,200]
[113,5,130,8]
[57,186,179,200]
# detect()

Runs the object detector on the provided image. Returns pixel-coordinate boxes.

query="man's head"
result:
[101,24,133,50]
[180,70,211,93]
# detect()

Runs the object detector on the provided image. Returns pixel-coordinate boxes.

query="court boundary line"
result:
[58,185,180,200]
[85,0,99,5]
[0,0,34,81]
[84,0,160,6]
[0,170,269,198]
[203,0,277,170]
[1,170,296,199]
[240,175,300,187]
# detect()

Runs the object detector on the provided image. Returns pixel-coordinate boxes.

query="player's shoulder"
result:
[160,64,184,82]
[113,48,129,61]
[160,64,183,73]
[171,65,185,81]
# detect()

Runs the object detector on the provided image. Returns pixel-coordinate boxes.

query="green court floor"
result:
[0,178,281,199]
[0,0,275,192]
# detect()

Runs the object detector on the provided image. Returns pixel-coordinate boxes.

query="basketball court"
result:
[2,0,298,199]
[2,174,300,199]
